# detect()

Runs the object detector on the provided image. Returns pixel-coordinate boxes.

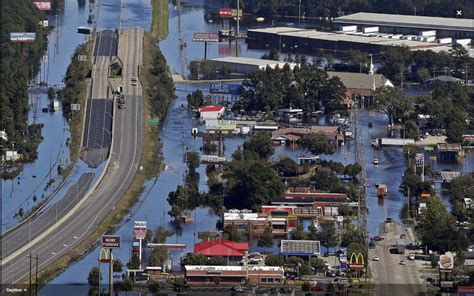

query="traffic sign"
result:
[101,235,121,248]
[148,118,159,126]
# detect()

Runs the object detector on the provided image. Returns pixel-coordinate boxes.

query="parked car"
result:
[311,285,325,292]
[408,253,415,260]
[372,236,384,241]
[373,256,380,261]
[399,260,406,265]
[232,285,244,293]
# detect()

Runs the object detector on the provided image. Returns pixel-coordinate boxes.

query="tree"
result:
[318,222,338,254]
[261,49,280,61]
[403,120,419,140]
[307,224,318,241]
[186,151,200,171]
[148,247,169,267]
[302,281,311,292]
[114,278,133,291]
[257,226,274,252]
[379,46,412,83]
[113,259,123,273]
[127,255,140,269]
[148,280,161,293]
[224,159,285,210]
[344,163,362,178]
[300,132,335,155]
[374,86,412,126]
[311,170,344,192]
[338,204,353,217]
[223,224,241,242]
[292,224,306,240]
[416,67,431,82]
[416,196,468,253]
[172,278,188,292]
[275,157,299,177]
[187,89,206,110]
[87,267,101,287]
[341,224,365,248]
[265,254,285,266]
[145,229,154,243]
[243,132,274,160]
[153,226,173,243]
[310,257,327,273]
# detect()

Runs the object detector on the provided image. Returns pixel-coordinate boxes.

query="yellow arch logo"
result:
[349,252,364,265]
[98,247,114,263]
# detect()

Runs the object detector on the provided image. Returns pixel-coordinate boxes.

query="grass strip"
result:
[150,0,169,40]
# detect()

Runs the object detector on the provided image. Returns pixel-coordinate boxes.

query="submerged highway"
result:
[1,28,144,286]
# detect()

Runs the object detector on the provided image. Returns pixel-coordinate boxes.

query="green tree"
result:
[310,257,327,273]
[310,170,344,192]
[114,278,133,291]
[223,224,241,242]
[318,222,338,254]
[145,229,154,243]
[416,67,431,82]
[307,224,318,241]
[416,196,468,253]
[292,224,307,240]
[208,256,227,265]
[172,278,188,292]
[153,226,174,243]
[243,132,274,160]
[265,254,285,266]
[380,46,412,83]
[275,157,299,176]
[344,163,362,178]
[186,151,200,171]
[87,267,101,287]
[341,224,365,248]
[302,281,311,292]
[187,89,205,110]
[374,86,412,125]
[257,226,274,252]
[127,255,140,269]
[113,259,123,273]
[148,247,169,267]
[403,120,419,140]
[300,132,335,155]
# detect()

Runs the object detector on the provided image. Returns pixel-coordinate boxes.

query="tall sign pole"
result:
[109,249,113,296]
[100,235,120,296]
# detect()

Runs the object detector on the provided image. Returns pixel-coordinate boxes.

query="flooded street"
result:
[2,1,92,232]
[35,0,472,292]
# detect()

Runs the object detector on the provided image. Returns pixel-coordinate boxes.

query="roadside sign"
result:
[424,146,434,152]
[219,8,242,18]
[429,156,437,161]
[71,103,81,111]
[10,33,36,42]
[134,229,146,240]
[415,153,424,166]
[134,220,147,229]
[101,235,121,249]
[148,118,159,126]
[210,83,241,94]
[33,1,52,11]
[192,32,219,42]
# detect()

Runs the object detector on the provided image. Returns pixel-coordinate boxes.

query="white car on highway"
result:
[373,256,380,261]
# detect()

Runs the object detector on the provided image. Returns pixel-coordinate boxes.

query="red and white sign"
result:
[34,1,51,11]
[134,220,147,229]
[134,229,146,240]
[192,32,219,42]
[219,8,242,18]
[439,252,454,270]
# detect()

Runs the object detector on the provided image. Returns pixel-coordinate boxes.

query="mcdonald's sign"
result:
[349,252,365,270]
[98,247,114,263]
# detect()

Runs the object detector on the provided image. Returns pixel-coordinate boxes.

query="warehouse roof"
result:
[328,71,393,90]
[334,12,474,32]
[211,56,299,70]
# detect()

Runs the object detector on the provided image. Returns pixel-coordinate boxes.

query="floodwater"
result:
[1,0,91,232]
[39,0,472,292]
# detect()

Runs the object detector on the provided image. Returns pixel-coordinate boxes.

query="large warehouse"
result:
[246,27,455,55]
[334,12,474,39]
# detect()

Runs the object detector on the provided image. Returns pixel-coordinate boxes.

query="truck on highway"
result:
[377,184,388,197]
[117,95,126,109]
[372,138,415,148]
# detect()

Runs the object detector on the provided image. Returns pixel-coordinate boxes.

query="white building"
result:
[211,56,299,74]
[0,131,7,141]
[3,151,22,162]
[199,105,225,121]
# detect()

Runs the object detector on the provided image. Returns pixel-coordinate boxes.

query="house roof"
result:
[194,239,249,257]
[327,71,393,90]
[199,105,225,112]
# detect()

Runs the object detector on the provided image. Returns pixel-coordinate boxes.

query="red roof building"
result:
[199,105,225,113]
[194,239,249,257]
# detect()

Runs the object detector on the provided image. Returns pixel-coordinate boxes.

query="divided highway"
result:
[1,28,144,286]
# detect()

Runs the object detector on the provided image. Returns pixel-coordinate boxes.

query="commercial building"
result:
[334,12,474,39]
[199,105,225,121]
[223,210,288,238]
[271,126,340,144]
[247,27,456,55]
[194,239,249,259]
[328,71,393,98]
[184,265,285,285]
[211,56,298,74]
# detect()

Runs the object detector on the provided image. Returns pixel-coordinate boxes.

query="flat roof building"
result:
[211,56,298,74]
[334,12,474,39]
[223,210,289,238]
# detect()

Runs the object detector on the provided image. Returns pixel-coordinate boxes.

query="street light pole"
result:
[298,0,301,24]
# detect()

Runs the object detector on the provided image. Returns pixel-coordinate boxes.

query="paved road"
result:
[1,28,143,286]
[369,223,425,295]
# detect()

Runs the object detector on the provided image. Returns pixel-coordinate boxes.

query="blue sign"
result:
[210,83,241,94]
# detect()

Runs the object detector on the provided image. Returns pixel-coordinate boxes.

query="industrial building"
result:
[211,56,298,74]
[246,27,457,55]
[223,210,289,238]
[334,12,474,39]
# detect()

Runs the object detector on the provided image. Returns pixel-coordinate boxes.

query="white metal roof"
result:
[334,12,474,32]
[211,56,299,69]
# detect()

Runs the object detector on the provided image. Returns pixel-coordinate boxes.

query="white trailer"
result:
[372,138,415,147]
[363,26,379,33]
[340,25,357,32]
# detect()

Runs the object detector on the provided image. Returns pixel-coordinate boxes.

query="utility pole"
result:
[29,252,32,296]
[35,254,39,296]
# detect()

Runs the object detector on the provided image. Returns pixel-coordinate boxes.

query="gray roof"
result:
[429,75,464,82]
[334,12,474,32]
[327,71,392,90]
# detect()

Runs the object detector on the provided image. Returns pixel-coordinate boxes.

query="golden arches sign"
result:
[349,252,365,270]
[98,247,114,263]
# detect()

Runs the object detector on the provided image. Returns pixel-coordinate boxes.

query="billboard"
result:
[219,8,242,18]
[439,252,454,270]
[206,120,237,131]
[134,229,146,240]
[34,1,51,10]
[10,33,36,42]
[101,235,121,248]
[192,32,219,42]
[280,240,321,256]
[134,220,147,229]
[210,83,241,94]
